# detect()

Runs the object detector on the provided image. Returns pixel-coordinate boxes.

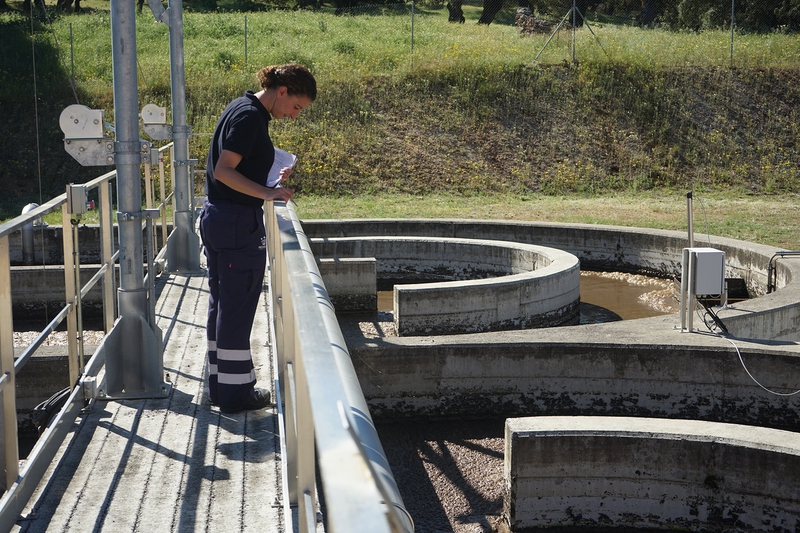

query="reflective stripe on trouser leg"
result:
[207,340,218,404]
[217,348,256,386]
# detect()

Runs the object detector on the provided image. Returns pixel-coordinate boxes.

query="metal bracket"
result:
[117,209,161,223]
[63,138,115,166]
[174,159,199,167]
[141,104,173,141]
[141,150,155,165]
[143,123,173,141]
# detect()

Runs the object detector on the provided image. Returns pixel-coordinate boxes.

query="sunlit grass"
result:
[41,8,800,89]
[294,191,800,250]
[1,5,798,221]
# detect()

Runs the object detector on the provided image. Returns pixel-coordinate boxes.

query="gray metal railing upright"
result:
[265,201,414,533]
[0,144,180,531]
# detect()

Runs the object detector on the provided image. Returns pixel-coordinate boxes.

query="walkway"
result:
[11,270,285,533]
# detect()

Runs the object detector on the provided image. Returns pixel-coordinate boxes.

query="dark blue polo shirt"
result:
[205,90,275,208]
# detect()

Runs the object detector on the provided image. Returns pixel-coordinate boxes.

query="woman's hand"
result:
[266,186,295,203]
[279,167,293,183]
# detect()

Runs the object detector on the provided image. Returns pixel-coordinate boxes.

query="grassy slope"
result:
[1,3,798,249]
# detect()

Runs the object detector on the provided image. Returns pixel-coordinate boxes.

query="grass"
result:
[293,191,800,250]
[1,2,798,250]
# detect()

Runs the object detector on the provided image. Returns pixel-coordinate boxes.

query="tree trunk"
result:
[447,0,465,23]
[477,0,503,24]
[573,0,589,27]
[641,0,658,26]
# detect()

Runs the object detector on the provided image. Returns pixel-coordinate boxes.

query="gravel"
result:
[376,418,509,533]
[13,329,106,348]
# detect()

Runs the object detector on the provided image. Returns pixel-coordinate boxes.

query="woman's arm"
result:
[214,149,294,202]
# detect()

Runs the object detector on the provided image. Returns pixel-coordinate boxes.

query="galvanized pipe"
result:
[110,0,146,393]
[111,0,144,296]
[106,0,166,398]
[21,203,39,265]
[166,0,200,273]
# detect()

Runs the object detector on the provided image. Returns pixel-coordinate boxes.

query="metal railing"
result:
[0,146,411,532]
[265,201,414,533]
[0,143,177,531]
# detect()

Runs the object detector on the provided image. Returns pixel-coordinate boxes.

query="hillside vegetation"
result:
[0,3,798,220]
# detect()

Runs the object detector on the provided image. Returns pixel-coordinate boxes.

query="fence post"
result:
[61,202,80,386]
[0,234,19,491]
[411,1,415,56]
[730,0,735,69]
[99,180,117,333]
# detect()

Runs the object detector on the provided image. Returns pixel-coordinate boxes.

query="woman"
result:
[200,63,317,414]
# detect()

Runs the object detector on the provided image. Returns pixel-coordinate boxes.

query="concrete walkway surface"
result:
[11,271,285,533]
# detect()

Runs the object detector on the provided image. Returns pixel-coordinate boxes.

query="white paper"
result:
[267,147,297,188]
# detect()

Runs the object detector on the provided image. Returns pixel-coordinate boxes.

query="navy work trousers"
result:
[199,198,267,410]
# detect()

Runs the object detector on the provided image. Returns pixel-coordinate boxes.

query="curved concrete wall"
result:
[346,324,800,429]
[303,219,800,341]
[506,416,800,532]
[310,236,580,335]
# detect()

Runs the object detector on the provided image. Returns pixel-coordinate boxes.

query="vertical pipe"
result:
[61,203,79,388]
[159,152,168,250]
[21,203,39,265]
[108,0,165,397]
[111,0,145,295]
[71,218,86,372]
[244,15,248,68]
[166,0,201,273]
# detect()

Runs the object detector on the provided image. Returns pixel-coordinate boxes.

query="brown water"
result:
[578,270,679,323]
[376,271,680,325]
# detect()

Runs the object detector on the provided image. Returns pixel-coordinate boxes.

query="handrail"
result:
[265,201,413,533]
[767,251,800,294]
[0,142,179,530]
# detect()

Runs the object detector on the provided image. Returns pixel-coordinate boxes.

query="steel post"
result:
[166,0,201,273]
[105,0,168,399]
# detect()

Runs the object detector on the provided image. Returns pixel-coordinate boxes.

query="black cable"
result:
[699,298,728,334]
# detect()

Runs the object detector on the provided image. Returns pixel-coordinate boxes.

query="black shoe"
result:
[220,388,271,414]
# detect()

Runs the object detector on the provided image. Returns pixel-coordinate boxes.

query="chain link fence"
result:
[214,0,798,70]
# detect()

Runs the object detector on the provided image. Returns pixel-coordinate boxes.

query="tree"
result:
[641,0,658,26]
[477,0,532,25]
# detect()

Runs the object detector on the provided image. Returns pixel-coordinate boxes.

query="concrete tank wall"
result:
[505,416,800,532]
[11,265,119,321]
[311,236,581,335]
[348,320,800,430]
[304,219,799,341]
